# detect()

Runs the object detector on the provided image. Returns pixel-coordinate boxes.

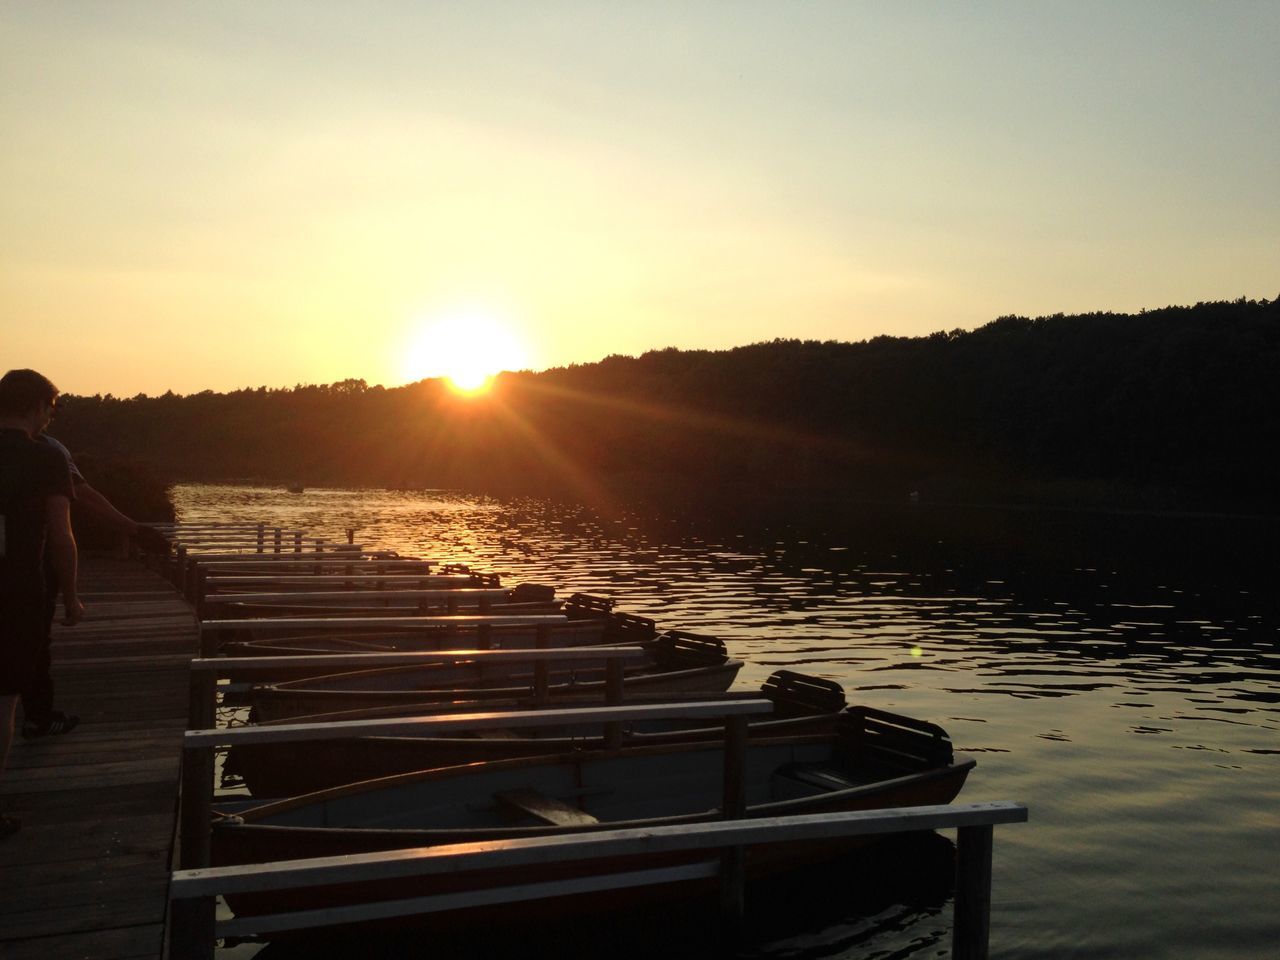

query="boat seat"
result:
[780,763,865,791]
[494,788,599,826]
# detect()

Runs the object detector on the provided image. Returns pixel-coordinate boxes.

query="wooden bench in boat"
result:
[781,763,863,791]
[495,788,600,826]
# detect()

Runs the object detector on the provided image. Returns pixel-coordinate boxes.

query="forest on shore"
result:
[53,298,1279,518]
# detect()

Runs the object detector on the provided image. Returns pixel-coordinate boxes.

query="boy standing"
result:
[0,369,82,838]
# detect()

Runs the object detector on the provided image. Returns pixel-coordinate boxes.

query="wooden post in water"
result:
[952,823,994,960]
[168,894,215,960]
[719,713,749,926]
[180,671,215,870]
[172,545,187,590]
[182,552,201,606]
[198,623,219,660]
[175,661,218,956]
[533,623,551,705]
[604,659,625,748]
[194,566,210,621]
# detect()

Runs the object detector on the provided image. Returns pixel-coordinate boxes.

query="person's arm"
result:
[75,482,140,537]
[45,494,83,625]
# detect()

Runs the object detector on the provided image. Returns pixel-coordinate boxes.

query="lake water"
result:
[174,483,1280,960]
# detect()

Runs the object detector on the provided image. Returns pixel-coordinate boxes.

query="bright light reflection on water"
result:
[180,485,1279,960]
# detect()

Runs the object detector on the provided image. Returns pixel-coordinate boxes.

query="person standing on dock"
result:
[20,432,154,738]
[0,369,83,839]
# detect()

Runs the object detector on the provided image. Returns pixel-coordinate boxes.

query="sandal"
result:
[0,814,20,840]
[22,711,80,738]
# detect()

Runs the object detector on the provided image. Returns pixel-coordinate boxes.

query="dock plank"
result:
[0,556,198,960]
[0,924,164,960]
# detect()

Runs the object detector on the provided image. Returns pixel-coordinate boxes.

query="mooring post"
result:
[603,659,625,748]
[605,658,624,704]
[175,712,216,960]
[171,545,187,589]
[198,623,220,659]
[719,713,749,925]
[183,555,201,606]
[533,624,551,705]
[180,668,215,873]
[186,668,216,731]
[193,566,209,621]
[168,893,216,960]
[178,744,215,867]
[952,823,994,960]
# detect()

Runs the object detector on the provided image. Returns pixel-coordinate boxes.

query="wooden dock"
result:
[0,533,1027,959]
[0,554,198,960]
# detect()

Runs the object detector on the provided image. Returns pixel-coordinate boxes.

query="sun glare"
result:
[401,308,530,396]
[446,369,494,395]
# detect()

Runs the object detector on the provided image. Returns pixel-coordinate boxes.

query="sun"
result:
[401,308,530,396]
[446,368,493,395]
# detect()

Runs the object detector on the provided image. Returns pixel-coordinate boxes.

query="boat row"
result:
[149,520,977,937]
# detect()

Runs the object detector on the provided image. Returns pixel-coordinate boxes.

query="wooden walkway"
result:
[0,555,198,960]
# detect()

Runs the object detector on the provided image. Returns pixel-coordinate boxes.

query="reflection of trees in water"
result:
[701,502,1269,652]
[248,832,957,960]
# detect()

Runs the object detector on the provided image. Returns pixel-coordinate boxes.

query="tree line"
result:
[52,298,1280,516]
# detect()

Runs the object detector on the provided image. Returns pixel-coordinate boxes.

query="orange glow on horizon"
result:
[401,307,530,394]
[444,372,495,396]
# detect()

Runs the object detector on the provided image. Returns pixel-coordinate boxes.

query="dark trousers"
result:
[19,583,57,724]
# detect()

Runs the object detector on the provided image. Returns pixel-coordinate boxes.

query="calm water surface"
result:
[176,484,1280,960]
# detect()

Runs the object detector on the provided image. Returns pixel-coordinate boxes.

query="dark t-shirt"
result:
[1,427,75,596]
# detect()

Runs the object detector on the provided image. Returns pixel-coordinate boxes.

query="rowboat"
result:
[247,632,742,722]
[212,706,974,933]
[226,670,846,797]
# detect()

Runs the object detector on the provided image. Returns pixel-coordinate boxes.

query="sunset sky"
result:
[3,2,1277,397]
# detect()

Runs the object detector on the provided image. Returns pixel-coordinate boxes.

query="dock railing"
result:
[150,523,420,599]
[171,802,1026,959]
